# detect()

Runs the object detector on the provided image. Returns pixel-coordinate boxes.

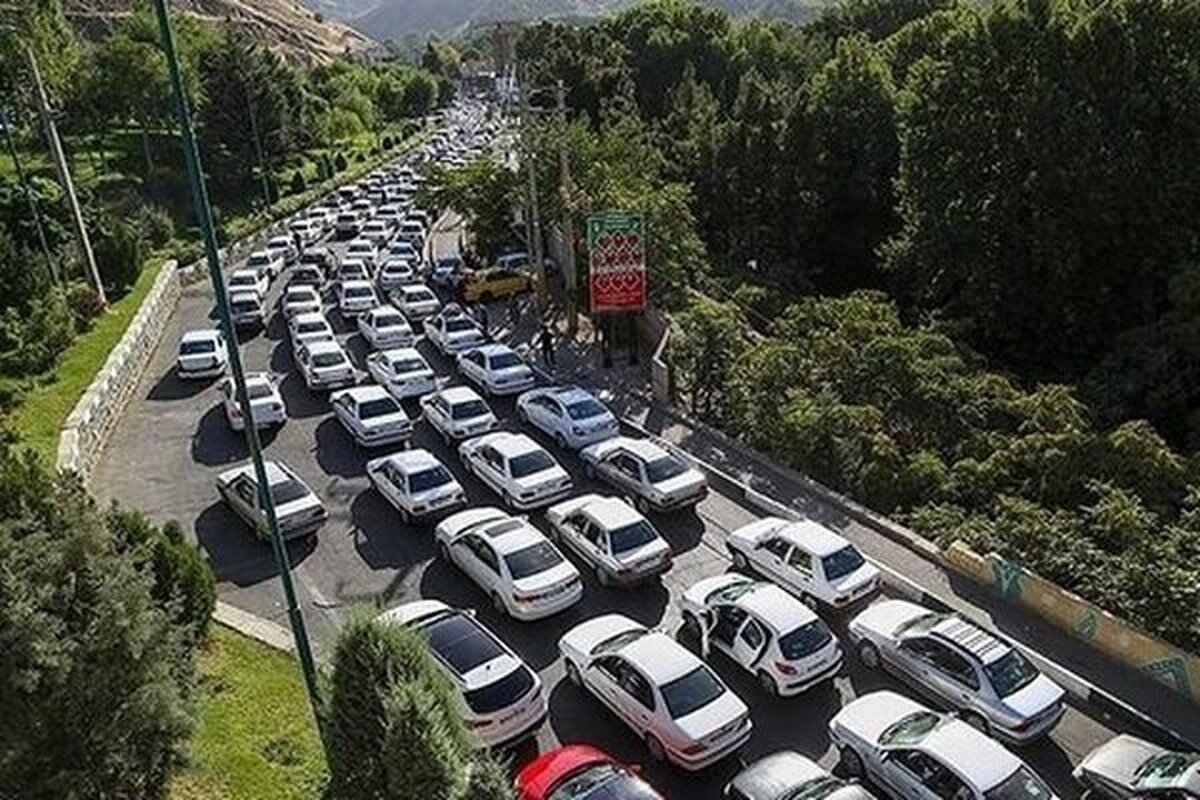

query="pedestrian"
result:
[509,293,520,328]
[476,302,490,340]
[538,321,556,370]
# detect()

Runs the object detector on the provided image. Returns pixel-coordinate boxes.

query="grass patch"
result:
[170,624,326,800]
[9,259,165,462]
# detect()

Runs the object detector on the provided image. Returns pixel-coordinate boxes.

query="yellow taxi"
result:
[460,267,534,303]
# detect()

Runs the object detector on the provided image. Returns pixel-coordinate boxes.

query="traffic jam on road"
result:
[166,103,1197,800]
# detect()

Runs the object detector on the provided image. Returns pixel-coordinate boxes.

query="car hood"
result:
[653,468,707,497]
[673,689,747,742]
[849,599,928,640]
[1079,735,1162,786]
[514,466,569,491]
[827,562,881,596]
[1001,673,1065,719]
[561,614,644,657]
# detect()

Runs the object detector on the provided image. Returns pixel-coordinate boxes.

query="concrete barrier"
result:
[945,541,1200,704]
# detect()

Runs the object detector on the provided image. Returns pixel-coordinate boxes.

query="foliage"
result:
[93,215,146,296]
[425,160,520,263]
[0,286,76,376]
[64,280,104,332]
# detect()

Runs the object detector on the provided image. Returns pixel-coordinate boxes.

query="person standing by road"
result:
[538,321,556,370]
[476,303,490,341]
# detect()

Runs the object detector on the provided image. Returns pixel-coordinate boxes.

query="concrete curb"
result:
[213,601,295,654]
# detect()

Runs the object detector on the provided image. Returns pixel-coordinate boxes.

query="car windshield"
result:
[566,398,607,420]
[786,776,850,800]
[346,287,373,299]
[376,314,406,328]
[546,764,659,800]
[358,398,399,419]
[778,619,835,660]
[408,467,453,493]
[878,711,941,745]
[407,290,435,303]
[298,321,327,335]
[286,290,313,302]
[248,254,269,266]
[446,318,476,333]
[504,541,563,580]
[245,382,274,400]
[312,352,345,367]
[489,353,523,370]
[509,450,556,478]
[229,274,255,286]
[609,521,660,555]
[451,400,489,420]
[391,358,427,374]
[821,545,866,581]
[461,664,535,715]
[660,665,725,720]
[983,650,1041,697]
[269,478,310,506]
[180,339,215,355]
[231,299,259,314]
[982,766,1054,800]
[1136,752,1200,786]
[645,455,687,483]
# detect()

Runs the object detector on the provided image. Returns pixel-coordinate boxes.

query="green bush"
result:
[135,205,176,248]
[334,152,348,172]
[93,218,145,296]
[0,287,76,376]
[63,281,103,333]
[289,171,307,195]
[319,154,334,181]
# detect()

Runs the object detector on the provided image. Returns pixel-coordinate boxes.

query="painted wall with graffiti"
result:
[945,541,1200,704]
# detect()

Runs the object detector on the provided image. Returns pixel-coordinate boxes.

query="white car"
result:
[216,460,327,540]
[289,264,325,289]
[245,249,283,281]
[366,347,437,401]
[220,372,285,432]
[457,344,536,396]
[829,691,1060,800]
[334,211,361,238]
[336,259,371,285]
[458,432,572,510]
[517,385,619,449]
[435,507,582,620]
[559,614,752,771]
[849,600,1065,743]
[228,267,268,299]
[726,752,876,800]
[176,329,227,379]
[228,290,264,330]
[281,284,321,317]
[394,284,441,321]
[366,449,465,522]
[421,386,497,443]
[331,385,412,447]
[386,240,419,262]
[288,312,335,348]
[377,257,417,292]
[266,234,298,265]
[345,238,379,269]
[680,572,842,697]
[288,218,321,246]
[1074,734,1200,800]
[580,436,709,514]
[361,218,394,245]
[425,313,486,355]
[338,279,379,318]
[357,306,413,349]
[546,494,672,586]
[378,600,547,748]
[726,517,880,610]
[295,339,358,391]
[307,206,337,231]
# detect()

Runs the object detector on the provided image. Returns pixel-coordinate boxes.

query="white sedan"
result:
[331,385,412,447]
[679,573,842,697]
[281,284,321,318]
[366,449,465,522]
[295,339,358,391]
[559,614,752,771]
[420,386,497,443]
[216,460,326,540]
[457,344,536,396]
[288,312,335,348]
[344,238,379,268]
[338,279,379,318]
[517,385,619,449]
[366,347,438,400]
[228,268,268,299]
[424,313,486,355]
[357,306,414,350]
[458,432,572,510]
[377,257,417,292]
[246,249,284,281]
[266,234,298,265]
[829,691,1060,800]
[177,329,227,379]
[435,508,582,620]
[394,284,441,321]
[546,494,672,586]
[220,372,286,432]
[580,436,708,514]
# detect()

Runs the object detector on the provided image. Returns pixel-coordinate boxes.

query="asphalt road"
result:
[92,177,1121,798]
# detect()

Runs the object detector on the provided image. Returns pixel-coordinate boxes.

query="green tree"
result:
[426,160,519,262]
[671,296,749,423]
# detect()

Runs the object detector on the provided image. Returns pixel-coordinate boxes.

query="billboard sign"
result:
[587,212,646,314]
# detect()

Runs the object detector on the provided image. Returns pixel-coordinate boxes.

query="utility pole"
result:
[25,44,105,304]
[555,80,578,335]
[151,0,325,740]
[519,67,546,312]
[244,83,272,209]
[0,106,58,282]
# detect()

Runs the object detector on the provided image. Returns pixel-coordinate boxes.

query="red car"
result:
[515,744,664,800]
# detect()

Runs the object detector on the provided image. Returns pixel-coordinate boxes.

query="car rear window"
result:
[446,318,476,333]
[451,400,489,420]
[461,664,535,715]
[778,619,834,660]
[488,352,523,370]
[821,545,866,581]
[358,398,399,419]
[231,299,260,314]
[312,351,345,367]
[245,382,274,400]
[408,467,453,493]
[180,340,215,355]
[983,650,1041,698]
[269,478,310,506]
[645,456,687,483]
[566,398,607,420]
[609,521,659,555]
[510,450,555,478]
[376,313,406,328]
[660,665,724,720]
[504,541,563,580]
[422,612,505,675]
[297,321,327,334]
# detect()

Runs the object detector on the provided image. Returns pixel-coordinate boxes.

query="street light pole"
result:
[0,106,58,282]
[150,0,325,735]
[518,67,545,313]
[555,80,578,335]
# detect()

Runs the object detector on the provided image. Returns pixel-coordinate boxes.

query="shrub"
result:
[465,753,514,800]
[381,135,394,150]
[334,151,348,172]
[290,171,307,195]
[93,218,145,296]
[0,288,77,375]
[135,204,176,248]
[64,281,103,333]
[382,682,469,800]
[319,154,334,181]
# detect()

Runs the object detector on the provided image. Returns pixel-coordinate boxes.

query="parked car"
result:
[516,745,665,800]
[435,507,582,620]
[457,344,536,396]
[421,385,497,444]
[727,517,881,611]
[725,751,876,800]
[559,614,752,771]
[295,339,358,391]
[220,372,285,432]
[680,572,842,697]
[289,264,325,289]
[377,257,417,292]
[299,246,336,275]
[357,306,414,350]
[361,218,394,245]
[228,290,264,330]
[460,266,533,304]
[288,311,335,348]
[336,258,371,285]
[335,211,361,238]
[331,385,412,447]
[849,599,1065,743]
[546,494,672,587]
[228,267,268,299]
[394,284,441,321]
[288,218,321,246]
[459,432,572,510]
[378,600,547,748]
[216,460,326,540]
[828,691,1060,800]
[345,238,380,269]
[176,329,227,379]
[580,436,708,514]
[281,284,321,318]
[517,385,619,449]
[245,249,283,281]
[366,449,465,523]
[366,347,437,401]
[1074,735,1200,799]
[425,312,486,355]
[266,234,298,266]
[337,279,379,318]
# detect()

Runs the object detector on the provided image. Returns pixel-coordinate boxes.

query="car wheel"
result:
[396,505,410,524]
[565,659,582,686]
[491,591,507,616]
[800,593,819,611]
[960,711,990,735]
[595,564,611,587]
[857,640,881,670]
[583,462,597,480]
[518,405,530,423]
[437,541,451,562]
[757,670,780,696]
[839,745,865,779]
[730,548,749,572]
[554,432,568,450]
[645,734,667,763]
[634,496,651,515]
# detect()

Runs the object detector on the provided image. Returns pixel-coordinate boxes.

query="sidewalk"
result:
[499,300,1198,748]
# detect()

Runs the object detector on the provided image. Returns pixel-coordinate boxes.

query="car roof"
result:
[341,279,373,290]
[230,268,259,278]
[182,329,219,343]
[618,630,700,686]
[382,448,442,474]
[545,385,595,404]
[292,311,328,325]
[921,719,1021,791]
[441,385,483,403]
[928,615,1013,666]
[480,519,545,555]
[775,519,853,557]
[338,385,390,403]
[486,432,541,458]
[475,343,518,358]
[402,284,434,296]
[580,496,642,529]
[736,583,819,634]
[604,436,667,461]
[229,290,260,303]
[380,346,423,361]
[286,284,318,295]
[306,339,343,354]
[243,372,273,387]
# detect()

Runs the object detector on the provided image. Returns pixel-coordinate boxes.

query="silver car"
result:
[1074,734,1200,799]
[849,599,1065,744]
[579,436,708,514]
[726,751,876,800]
